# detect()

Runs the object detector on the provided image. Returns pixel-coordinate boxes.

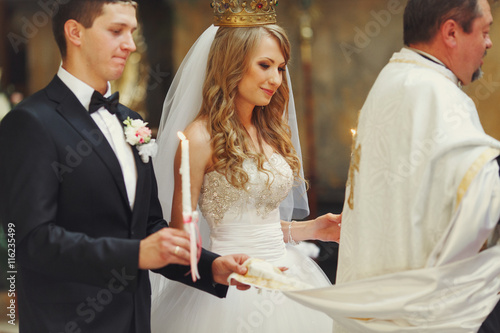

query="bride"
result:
[150,2,341,332]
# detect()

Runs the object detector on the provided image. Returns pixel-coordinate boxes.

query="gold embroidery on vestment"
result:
[389,59,458,86]
[347,143,361,210]
[455,148,500,210]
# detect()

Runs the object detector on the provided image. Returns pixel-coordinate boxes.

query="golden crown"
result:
[211,0,278,27]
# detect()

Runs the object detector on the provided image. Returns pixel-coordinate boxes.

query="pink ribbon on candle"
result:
[183,212,202,282]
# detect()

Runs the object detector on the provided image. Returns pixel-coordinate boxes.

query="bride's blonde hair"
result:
[197,25,302,189]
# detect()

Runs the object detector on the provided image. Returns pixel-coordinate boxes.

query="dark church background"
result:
[1,1,499,330]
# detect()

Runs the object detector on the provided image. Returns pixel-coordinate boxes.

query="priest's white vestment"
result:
[286,48,500,332]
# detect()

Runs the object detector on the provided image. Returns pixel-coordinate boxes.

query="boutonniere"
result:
[123,117,158,163]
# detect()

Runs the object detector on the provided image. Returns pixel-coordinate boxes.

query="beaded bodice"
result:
[199,153,293,225]
[198,153,294,260]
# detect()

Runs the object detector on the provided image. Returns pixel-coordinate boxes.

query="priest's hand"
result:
[212,254,251,290]
[312,213,342,243]
[138,228,191,270]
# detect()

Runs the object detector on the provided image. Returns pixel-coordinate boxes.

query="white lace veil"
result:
[153,25,309,247]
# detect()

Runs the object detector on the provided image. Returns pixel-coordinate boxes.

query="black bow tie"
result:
[89,91,119,115]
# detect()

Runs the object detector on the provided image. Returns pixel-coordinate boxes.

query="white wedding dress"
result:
[150,153,333,333]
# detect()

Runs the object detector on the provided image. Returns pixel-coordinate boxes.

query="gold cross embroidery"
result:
[347,142,361,210]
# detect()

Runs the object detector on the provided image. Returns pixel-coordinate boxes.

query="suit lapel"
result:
[131,144,146,224]
[116,106,146,222]
[46,77,131,211]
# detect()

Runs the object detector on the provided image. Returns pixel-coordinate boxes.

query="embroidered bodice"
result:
[198,153,294,261]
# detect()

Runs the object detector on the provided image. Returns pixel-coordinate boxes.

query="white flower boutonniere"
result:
[123,117,158,163]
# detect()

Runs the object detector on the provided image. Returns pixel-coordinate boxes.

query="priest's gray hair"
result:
[403,0,482,46]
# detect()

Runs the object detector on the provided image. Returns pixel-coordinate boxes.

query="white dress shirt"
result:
[57,66,137,209]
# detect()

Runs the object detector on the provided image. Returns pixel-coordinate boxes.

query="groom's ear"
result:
[64,19,83,48]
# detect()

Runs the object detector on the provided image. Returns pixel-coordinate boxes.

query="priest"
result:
[286,1,500,332]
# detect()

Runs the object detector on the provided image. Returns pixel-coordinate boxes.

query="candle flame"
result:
[351,129,357,136]
[177,131,187,141]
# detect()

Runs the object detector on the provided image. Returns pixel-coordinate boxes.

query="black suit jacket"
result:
[0,76,227,333]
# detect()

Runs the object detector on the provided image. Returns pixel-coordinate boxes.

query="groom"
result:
[0,1,248,332]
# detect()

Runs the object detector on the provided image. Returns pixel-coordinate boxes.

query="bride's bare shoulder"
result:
[183,117,211,149]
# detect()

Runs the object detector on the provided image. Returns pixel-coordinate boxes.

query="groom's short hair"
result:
[52,0,138,59]
[403,0,481,46]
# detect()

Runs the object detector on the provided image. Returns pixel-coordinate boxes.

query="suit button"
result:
[130,231,135,237]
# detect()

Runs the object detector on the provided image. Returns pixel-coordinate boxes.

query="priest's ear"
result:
[440,19,459,48]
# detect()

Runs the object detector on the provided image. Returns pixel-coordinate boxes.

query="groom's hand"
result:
[139,228,191,270]
[212,254,251,290]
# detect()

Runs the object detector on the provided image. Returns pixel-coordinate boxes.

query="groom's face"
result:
[80,3,137,88]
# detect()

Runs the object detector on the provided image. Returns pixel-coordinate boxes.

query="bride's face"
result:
[235,34,285,112]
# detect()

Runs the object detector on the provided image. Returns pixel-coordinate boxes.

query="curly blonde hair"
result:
[196,25,303,189]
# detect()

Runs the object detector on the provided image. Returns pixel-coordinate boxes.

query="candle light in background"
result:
[350,129,357,152]
[177,131,200,282]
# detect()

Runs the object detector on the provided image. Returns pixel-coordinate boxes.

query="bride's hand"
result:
[312,213,342,243]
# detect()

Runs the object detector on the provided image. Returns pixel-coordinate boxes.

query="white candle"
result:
[177,132,200,282]
[177,132,191,216]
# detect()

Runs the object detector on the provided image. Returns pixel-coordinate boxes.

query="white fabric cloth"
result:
[57,66,137,208]
[286,48,500,332]
[150,154,332,332]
